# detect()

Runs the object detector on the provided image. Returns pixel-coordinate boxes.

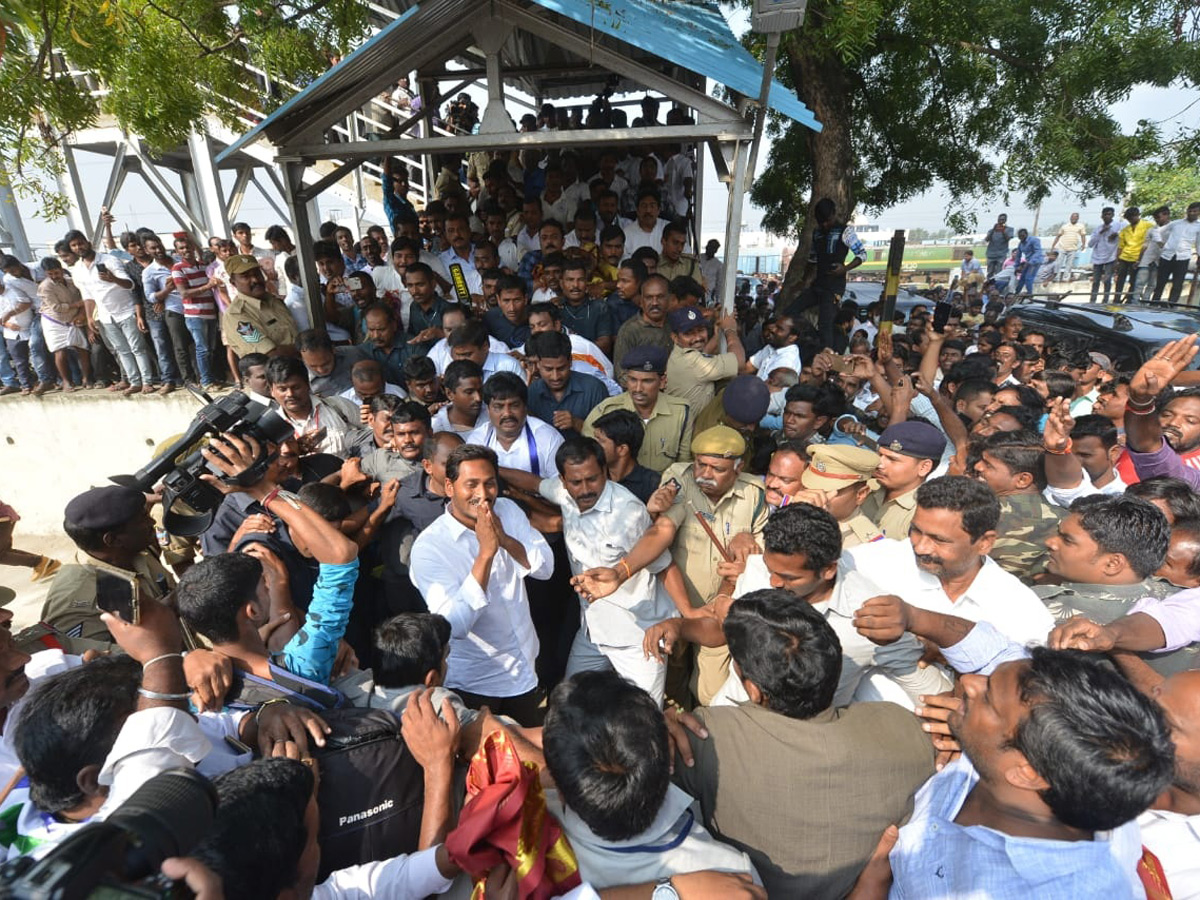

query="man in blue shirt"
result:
[525,330,608,440]
[1012,228,1045,296]
[852,592,1174,899]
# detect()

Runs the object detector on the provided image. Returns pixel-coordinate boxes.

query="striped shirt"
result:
[172,258,216,318]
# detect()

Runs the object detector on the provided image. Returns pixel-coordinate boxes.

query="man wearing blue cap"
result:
[693,374,774,472]
[583,345,694,473]
[860,420,947,539]
[41,485,173,644]
[664,306,745,416]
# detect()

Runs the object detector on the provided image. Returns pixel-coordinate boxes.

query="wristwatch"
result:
[652,878,679,899]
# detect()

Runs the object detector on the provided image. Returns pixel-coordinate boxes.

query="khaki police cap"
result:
[224,254,262,276]
[691,425,746,459]
[802,444,880,493]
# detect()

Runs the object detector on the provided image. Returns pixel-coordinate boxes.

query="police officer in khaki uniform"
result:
[859,421,946,540]
[583,346,694,473]
[222,253,300,358]
[799,445,884,548]
[41,485,175,645]
[664,306,745,416]
[661,426,769,703]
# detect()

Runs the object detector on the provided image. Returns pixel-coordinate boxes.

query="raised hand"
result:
[1042,397,1075,451]
[1130,334,1199,403]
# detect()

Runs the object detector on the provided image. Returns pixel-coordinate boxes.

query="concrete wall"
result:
[0,393,207,535]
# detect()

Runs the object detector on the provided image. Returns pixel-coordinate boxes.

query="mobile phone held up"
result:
[95,571,140,625]
[933,300,953,334]
[95,262,109,275]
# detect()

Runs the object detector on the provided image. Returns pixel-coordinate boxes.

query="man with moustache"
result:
[222,254,299,358]
[537,438,677,702]
[664,305,745,416]
[409,444,553,725]
[612,274,673,381]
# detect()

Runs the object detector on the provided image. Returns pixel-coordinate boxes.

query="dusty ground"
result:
[1,532,87,630]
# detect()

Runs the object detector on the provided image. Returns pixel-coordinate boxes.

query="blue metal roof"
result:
[529,0,821,132]
[218,4,423,162]
[217,0,819,162]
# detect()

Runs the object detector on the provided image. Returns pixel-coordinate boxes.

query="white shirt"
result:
[1139,808,1200,900]
[748,343,802,381]
[843,538,1054,647]
[1043,469,1127,508]
[516,227,541,260]
[0,282,34,340]
[429,334,509,374]
[478,350,525,380]
[1161,218,1200,262]
[431,405,487,434]
[663,151,695,215]
[313,845,455,899]
[70,253,138,323]
[370,264,413,329]
[623,219,667,256]
[539,478,676,647]
[466,414,563,477]
[284,285,313,332]
[710,556,948,709]
[541,192,573,224]
[497,238,521,271]
[410,498,553,696]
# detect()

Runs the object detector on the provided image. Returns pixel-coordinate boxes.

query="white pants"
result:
[565,629,667,706]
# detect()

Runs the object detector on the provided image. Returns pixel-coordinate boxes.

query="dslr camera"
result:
[0,769,216,900]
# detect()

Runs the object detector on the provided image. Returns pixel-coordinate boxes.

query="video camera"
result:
[111,389,294,538]
[0,768,217,900]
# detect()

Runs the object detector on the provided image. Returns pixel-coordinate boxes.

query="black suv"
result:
[1000,299,1200,371]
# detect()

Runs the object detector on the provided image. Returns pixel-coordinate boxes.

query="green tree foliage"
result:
[0,0,369,218]
[1128,160,1200,214]
[746,0,1200,292]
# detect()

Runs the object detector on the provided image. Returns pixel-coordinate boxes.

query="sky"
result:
[6,11,1199,256]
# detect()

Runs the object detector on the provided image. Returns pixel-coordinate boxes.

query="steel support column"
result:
[188,132,231,239]
[283,161,323,329]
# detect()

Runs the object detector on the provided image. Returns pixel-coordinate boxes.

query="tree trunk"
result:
[779,41,857,303]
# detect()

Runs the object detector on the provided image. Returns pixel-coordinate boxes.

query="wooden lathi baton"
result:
[687,500,734,562]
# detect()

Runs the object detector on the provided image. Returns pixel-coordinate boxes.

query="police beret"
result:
[692,425,746,458]
[877,421,947,460]
[64,485,146,532]
[721,375,770,425]
[668,306,706,334]
[621,345,669,374]
[224,254,263,275]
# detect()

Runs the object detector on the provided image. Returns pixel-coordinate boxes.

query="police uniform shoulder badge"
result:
[237,321,264,343]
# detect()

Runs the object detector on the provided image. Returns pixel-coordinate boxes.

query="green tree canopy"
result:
[0,0,369,218]
[745,0,1200,294]
[1128,160,1200,215]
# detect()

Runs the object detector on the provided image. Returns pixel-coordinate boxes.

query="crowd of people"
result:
[959,205,1200,305]
[2,147,1200,899]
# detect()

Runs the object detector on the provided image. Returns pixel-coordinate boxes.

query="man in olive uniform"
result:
[693,375,773,473]
[41,485,175,644]
[646,426,769,703]
[1038,494,1188,673]
[222,253,300,358]
[664,305,744,416]
[860,421,945,539]
[971,429,1064,582]
[583,346,693,473]
[798,444,884,549]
